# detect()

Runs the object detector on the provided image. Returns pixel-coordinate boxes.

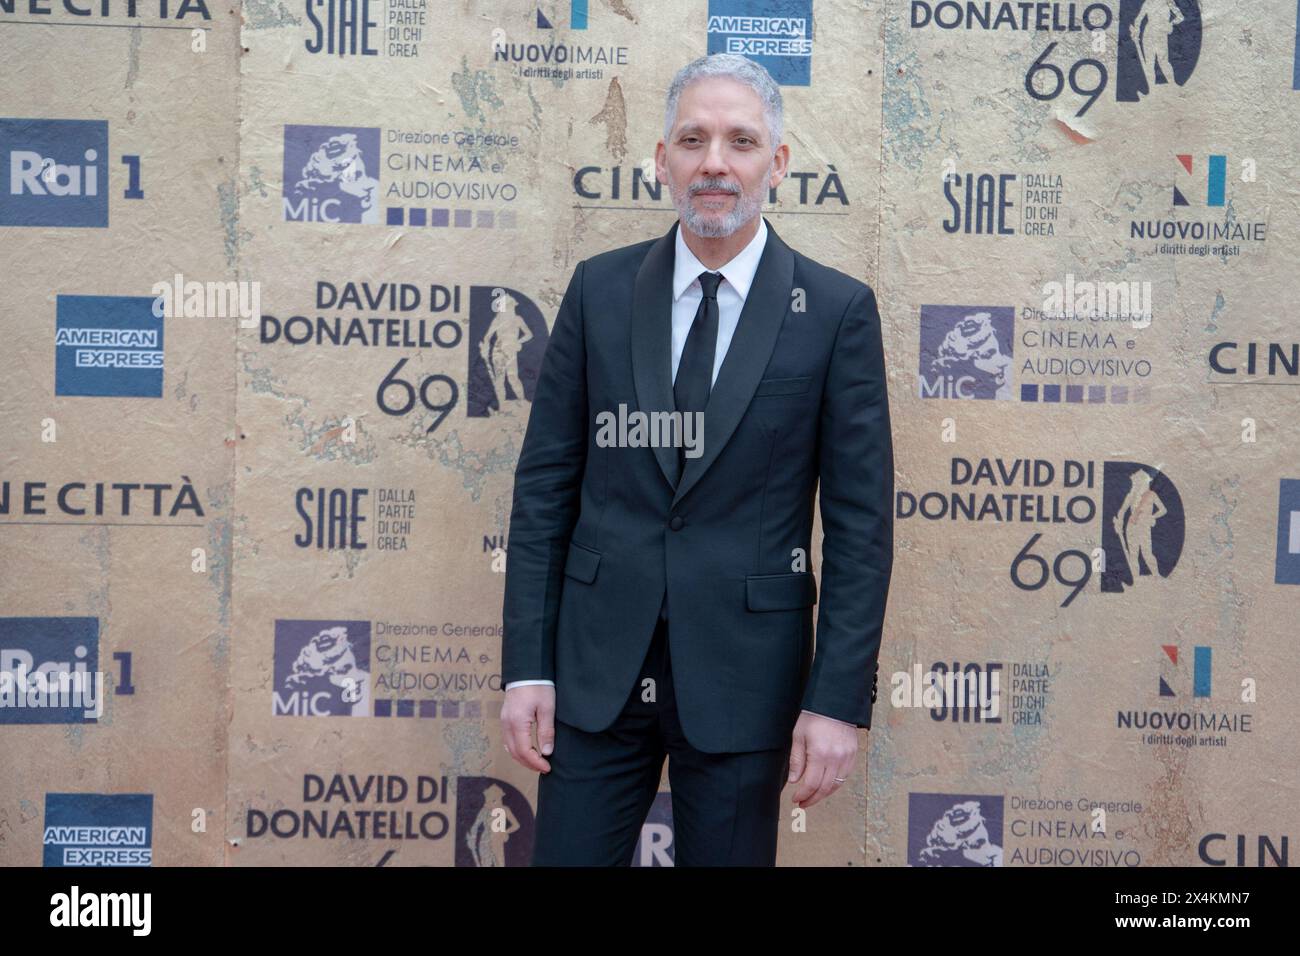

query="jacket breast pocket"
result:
[745,571,817,611]
[753,376,811,398]
[563,540,602,584]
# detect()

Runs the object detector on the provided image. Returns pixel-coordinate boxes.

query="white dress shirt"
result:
[506,218,856,729]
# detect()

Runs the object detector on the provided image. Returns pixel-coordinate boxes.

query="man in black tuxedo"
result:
[500,53,894,866]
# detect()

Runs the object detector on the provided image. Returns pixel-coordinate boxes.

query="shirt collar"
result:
[672,216,769,303]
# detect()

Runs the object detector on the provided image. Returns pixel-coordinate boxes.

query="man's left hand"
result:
[787,712,859,809]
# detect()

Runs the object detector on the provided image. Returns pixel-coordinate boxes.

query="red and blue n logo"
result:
[537,1,588,29]
[1174,154,1226,207]
[1160,645,1211,698]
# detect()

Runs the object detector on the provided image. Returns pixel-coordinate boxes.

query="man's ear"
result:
[654,139,667,184]
[768,143,791,189]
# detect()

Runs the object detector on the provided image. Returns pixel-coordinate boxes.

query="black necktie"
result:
[674,271,722,479]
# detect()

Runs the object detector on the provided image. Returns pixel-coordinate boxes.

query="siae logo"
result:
[305,0,380,55]
[294,487,369,550]
[942,171,1017,236]
[939,167,1063,237]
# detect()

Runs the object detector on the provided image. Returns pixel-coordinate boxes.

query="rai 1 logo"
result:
[0,118,143,228]
[1024,1,1202,116]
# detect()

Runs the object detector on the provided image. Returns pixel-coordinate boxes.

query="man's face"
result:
[657,76,788,238]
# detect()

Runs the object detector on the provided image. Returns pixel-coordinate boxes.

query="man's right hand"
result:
[502,684,556,773]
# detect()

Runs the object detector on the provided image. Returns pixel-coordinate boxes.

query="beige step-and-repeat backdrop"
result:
[2,0,1296,866]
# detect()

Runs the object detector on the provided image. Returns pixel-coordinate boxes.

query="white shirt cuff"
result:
[801,708,857,728]
[504,679,556,690]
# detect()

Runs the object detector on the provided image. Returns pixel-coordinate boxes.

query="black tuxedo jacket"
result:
[501,216,893,753]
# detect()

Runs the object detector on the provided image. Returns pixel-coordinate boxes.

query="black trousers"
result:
[531,615,791,866]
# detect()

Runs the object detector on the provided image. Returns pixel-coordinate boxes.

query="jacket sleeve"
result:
[500,260,589,685]
[801,283,894,729]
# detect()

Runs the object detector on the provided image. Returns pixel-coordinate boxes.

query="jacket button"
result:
[669,515,685,531]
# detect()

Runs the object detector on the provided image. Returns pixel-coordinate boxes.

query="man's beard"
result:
[669,157,773,238]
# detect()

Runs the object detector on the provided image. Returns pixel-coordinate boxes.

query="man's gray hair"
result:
[663,53,783,150]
